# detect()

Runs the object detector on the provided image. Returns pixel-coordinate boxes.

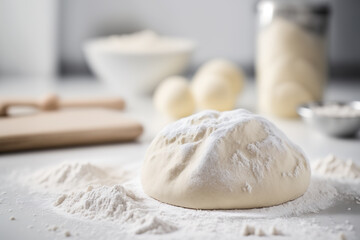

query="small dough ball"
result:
[271,81,314,118]
[154,76,195,119]
[191,73,237,111]
[194,59,245,95]
[265,56,324,100]
[141,109,310,209]
[257,18,326,72]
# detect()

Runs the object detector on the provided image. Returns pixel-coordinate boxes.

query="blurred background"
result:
[1,2,360,238]
[0,0,359,79]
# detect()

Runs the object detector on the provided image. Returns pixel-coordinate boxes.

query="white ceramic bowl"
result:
[84,37,195,95]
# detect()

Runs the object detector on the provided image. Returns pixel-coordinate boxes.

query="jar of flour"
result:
[256,0,330,118]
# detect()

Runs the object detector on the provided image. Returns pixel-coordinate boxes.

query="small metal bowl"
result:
[297,101,360,137]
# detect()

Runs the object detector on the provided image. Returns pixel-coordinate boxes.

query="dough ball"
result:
[270,81,314,118]
[257,18,325,73]
[141,109,310,209]
[191,73,237,111]
[257,18,327,118]
[154,76,195,119]
[194,59,245,95]
[264,56,324,101]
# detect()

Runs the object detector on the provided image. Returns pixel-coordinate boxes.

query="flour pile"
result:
[29,162,132,193]
[312,154,360,180]
[23,157,360,239]
[312,154,360,201]
[54,184,177,235]
[28,162,177,235]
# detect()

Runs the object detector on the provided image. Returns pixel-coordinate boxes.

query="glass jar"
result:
[256,0,330,118]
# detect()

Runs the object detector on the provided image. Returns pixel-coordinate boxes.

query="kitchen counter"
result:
[0,76,359,239]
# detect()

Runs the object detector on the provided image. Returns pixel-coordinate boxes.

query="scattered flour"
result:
[241,224,255,236]
[255,227,266,236]
[339,232,347,240]
[28,162,133,193]
[269,226,283,236]
[311,154,360,203]
[312,154,360,180]
[47,225,58,231]
[64,230,71,237]
[131,215,178,235]
[20,158,360,239]
[54,184,177,235]
[240,224,279,236]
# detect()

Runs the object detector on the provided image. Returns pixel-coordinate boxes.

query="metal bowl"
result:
[297,101,360,137]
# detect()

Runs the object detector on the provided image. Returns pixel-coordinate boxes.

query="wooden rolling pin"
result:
[0,94,125,117]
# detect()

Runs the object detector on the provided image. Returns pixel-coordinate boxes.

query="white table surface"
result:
[0,76,359,239]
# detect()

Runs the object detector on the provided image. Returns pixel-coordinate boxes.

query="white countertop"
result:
[0,76,359,239]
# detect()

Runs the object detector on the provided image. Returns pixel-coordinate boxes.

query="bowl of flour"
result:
[84,30,195,95]
[298,101,360,137]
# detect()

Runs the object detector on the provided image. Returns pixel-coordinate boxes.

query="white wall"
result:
[59,0,255,74]
[0,0,359,77]
[0,0,58,77]
[329,0,360,69]
[58,0,360,76]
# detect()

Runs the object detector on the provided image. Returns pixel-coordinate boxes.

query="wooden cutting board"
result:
[0,109,143,152]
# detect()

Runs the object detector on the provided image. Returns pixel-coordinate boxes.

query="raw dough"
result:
[265,56,324,100]
[191,73,237,111]
[257,18,326,117]
[258,57,321,117]
[257,18,325,73]
[269,82,316,118]
[154,76,195,119]
[141,109,310,209]
[194,58,245,95]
